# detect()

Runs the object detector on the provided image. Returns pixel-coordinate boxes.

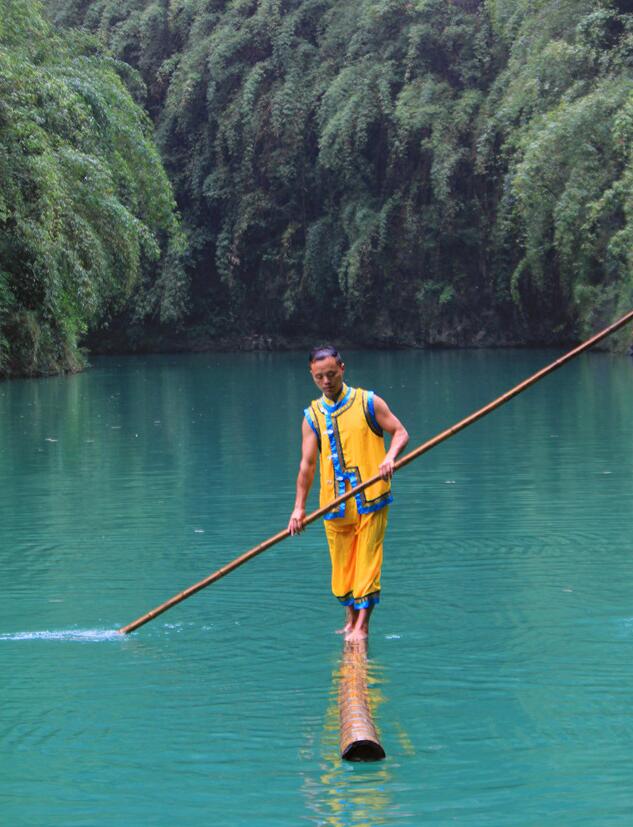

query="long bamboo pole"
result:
[118,309,633,634]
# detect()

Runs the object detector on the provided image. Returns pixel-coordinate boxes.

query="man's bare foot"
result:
[344,606,373,642]
[336,607,357,635]
[345,626,368,643]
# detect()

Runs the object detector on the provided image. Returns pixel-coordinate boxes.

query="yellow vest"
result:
[305,385,392,519]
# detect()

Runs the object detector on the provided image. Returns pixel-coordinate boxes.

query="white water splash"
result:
[0,629,122,642]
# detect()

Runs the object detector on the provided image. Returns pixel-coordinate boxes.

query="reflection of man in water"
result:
[288,346,409,642]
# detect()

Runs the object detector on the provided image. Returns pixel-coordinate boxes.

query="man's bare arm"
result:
[288,418,318,535]
[373,395,409,480]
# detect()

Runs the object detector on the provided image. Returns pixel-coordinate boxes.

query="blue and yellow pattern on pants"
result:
[324,496,388,609]
[304,384,392,609]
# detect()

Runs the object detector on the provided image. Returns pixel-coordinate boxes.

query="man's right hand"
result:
[288,508,306,535]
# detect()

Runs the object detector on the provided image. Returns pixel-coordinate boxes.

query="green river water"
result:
[1,350,632,826]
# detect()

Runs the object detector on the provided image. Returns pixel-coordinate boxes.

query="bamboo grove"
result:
[2,0,633,376]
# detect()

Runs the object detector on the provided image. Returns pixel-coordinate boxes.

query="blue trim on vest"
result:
[320,385,352,413]
[366,390,380,431]
[338,464,393,517]
[358,494,393,514]
[303,408,319,441]
[323,406,346,519]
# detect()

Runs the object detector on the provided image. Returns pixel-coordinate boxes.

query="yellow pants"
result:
[324,501,389,610]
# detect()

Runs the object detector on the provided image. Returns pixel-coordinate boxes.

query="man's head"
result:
[309,345,345,400]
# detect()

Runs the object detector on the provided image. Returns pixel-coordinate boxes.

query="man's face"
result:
[310,356,345,400]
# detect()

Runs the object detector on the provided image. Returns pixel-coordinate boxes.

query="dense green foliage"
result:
[0,0,185,376]
[482,0,633,341]
[9,0,633,368]
[49,0,504,343]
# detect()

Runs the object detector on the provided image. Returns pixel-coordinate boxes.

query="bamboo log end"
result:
[341,738,386,762]
[339,640,386,762]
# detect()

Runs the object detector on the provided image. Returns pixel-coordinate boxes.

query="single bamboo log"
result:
[118,308,633,634]
[339,641,386,762]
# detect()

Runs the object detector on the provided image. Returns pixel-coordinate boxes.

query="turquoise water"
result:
[1,349,632,826]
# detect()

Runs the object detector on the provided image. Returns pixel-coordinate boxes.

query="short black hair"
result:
[309,344,342,365]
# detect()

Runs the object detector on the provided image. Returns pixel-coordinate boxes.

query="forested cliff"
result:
[2,0,633,376]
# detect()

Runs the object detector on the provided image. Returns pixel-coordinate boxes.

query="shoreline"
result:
[2,330,631,382]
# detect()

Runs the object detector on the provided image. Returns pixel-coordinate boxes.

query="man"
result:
[288,345,409,642]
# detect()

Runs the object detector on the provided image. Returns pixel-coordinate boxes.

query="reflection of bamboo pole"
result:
[339,641,386,762]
